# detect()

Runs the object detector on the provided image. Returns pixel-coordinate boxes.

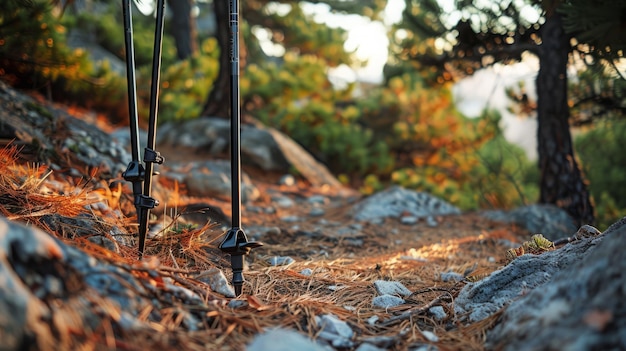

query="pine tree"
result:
[388,0,626,225]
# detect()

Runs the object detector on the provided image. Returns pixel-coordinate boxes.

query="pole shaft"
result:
[122,0,140,164]
[137,0,167,257]
[230,0,241,228]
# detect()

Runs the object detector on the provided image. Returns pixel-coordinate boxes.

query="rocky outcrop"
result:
[0,80,131,178]
[454,217,626,351]
[158,117,342,187]
[0,215,223,351]
[351,186,461,223]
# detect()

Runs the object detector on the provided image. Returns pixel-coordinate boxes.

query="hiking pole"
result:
[121,0,146,252]
[136,0,166,257]
[219,0,262,297]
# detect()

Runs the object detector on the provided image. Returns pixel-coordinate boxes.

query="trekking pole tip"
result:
[219,228,263,297]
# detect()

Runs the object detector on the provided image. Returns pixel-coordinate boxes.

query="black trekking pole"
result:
[121,0,146,250]
[121,0,165,258]
[136,0,166,257]
[218,0,262,297]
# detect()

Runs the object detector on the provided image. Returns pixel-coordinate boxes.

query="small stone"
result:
[440,271,464,282]
[367,315,379,325]
[195,268,235,298]
[315,314,354,339]
[247,328,327,351]
[362,336,398,348]
[374,280,412,297]
[228,300,248,309]
[281,216,300,223]
[279,174,296,186]
[273,196,295,208]
[300,268,313,276]
[309,207,325,217]
[307,195,328,204]
[420,330,439,342]
[428,306,447,321]
[401,216,418,225]
[355,344,386,351]
[372,294,405,308]
[267,256,295,266]
[345,238,364,247]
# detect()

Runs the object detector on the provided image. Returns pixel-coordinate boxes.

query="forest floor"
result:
[0,88,535,350]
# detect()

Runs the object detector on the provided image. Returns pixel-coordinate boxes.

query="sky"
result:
[302,0,406,84]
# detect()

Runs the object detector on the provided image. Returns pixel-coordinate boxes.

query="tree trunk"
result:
[201,0,229,118]
[536,12,594,226]
[167,0,197,60]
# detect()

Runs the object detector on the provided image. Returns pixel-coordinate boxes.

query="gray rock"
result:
[372,294,405,308]
[352,186,461,222]
[0,218,59,350]
[195,268,235,298]
[281,216,301,223]
[247,328,330,351]
[272,195,295,208]
[309,207,326,217]
[279,174,296,186]
[307,195,329,205]
[0,81,131,179]
[300,268,313,276]
[182,160,259,203]
[401,216,419,225]
[158,118,343,187]
[315,314,354,348]
[86,235,120,254]
[240,126,291,171]
[439,271,464,282]
[481,204,578,240]
[0,216,192,349]
[373,280,412,297]
[485,218,626,351]
[360,335,398,348]
[428,306,447,321]
[227,300,248,309]
[267,256,295,266]
[355,343,387,351]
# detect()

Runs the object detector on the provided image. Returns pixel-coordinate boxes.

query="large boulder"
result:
[454,217,626,351]
[351,186,461,222]
[485,218,626,351]
[158,117,342,187]
[0,80,131,178]
[0,216,205,350]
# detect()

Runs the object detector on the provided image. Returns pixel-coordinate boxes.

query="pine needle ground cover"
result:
[0,140,532,350]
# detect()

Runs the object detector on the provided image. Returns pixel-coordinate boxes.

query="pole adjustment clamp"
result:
[144,148,164,164]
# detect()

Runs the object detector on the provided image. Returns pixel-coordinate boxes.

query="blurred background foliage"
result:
[0,0,623,226]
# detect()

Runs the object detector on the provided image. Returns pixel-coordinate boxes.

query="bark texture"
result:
[536,12,594,226]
